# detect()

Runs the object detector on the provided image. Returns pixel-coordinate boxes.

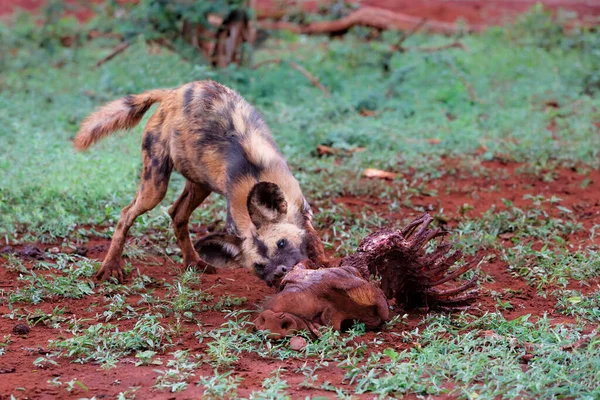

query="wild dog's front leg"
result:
[168,181,216,273]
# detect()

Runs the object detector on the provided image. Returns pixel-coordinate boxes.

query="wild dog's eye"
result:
[253,263,265,272]
[277,239,287,249]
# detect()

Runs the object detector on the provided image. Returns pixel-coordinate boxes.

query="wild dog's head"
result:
[194,182,320,286]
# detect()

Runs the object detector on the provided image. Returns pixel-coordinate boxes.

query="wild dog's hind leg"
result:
[168,181,216,273]
[97,134,173,281]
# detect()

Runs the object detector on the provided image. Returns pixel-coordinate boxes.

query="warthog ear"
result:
[317,267,390,327]
[247,182,288,229]
[194,233,243,268]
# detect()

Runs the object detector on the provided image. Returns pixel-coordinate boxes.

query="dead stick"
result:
[394,18,428,49]
[96,41,130,67]
[253,59,331,97]
[403,41,468,53]
[149,38,190,62]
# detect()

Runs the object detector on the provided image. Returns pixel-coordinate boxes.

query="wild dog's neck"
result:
[226,166,304,236]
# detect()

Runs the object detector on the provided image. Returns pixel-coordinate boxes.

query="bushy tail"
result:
[73,89,169,151]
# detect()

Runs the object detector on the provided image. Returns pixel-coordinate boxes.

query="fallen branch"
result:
[95,41,130,68]
[403,41,468,53]
[393,18,428,50]
[257,7,477,36]
[253,59,331,97]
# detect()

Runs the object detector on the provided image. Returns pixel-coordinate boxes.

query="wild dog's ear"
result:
[194,233,243,268]
[247,182,288,229]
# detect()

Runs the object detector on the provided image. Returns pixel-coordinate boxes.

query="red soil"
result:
[2,0,599,26]
[1,160,599,398]
[254,0,600,27]
[360,0,600,25]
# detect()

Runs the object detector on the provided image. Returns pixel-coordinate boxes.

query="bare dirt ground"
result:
[2,0,600,25]
[2,160,599,398]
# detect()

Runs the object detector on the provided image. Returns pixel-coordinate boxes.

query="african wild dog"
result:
[74,80,328,285]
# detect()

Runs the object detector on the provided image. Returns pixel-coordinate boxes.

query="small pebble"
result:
[13,323,30,335]
[48,247,60,254]
[289,336,307,351]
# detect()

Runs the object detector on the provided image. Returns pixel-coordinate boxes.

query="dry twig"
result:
[393,18,428,50]
[253,59,331,97]
[95,42,130,67]
[404,41,468,53]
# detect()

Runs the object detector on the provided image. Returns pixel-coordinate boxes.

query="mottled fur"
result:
[74,80,327,282]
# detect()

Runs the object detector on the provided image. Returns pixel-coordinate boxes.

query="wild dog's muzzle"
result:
[264,264,291,288]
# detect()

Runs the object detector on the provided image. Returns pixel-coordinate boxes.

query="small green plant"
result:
[2,253,28,273]
[50,315,172,368]
[26,306,68,328]
[8,270,96,305]
[103,294,138,321]
[503,245,600,288]
[7,255,100,305]
[205,295,247,312]
[135,350,161,366]
[198,369,243,399]
[0,334,12,356]
[153,350,200,392]
[117,386,141,400]
[247,368,290,400]
[65,378,88,393]
[296,361,324,388]
[554,289,600,322]
[33,356,59,368]
[160,267,211,316]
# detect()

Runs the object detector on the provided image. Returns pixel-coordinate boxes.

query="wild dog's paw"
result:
[194,259,217,275]
[96,259,124,283]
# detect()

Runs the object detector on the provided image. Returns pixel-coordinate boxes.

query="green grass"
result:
[555,289,600,323]
[1,12,599,240]
[343,313,600,399]
[49,314,173,369]
[1,6,600,399]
